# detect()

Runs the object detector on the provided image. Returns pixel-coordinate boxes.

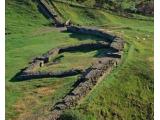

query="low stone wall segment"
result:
[38,0,64,26]
[48,58,121,120]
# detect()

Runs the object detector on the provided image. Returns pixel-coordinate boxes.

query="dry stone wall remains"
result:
[38,0,64,26]
[17,1,125,119]
[47,26,124,120]
[17,41,111,80]
[17,24,124,120]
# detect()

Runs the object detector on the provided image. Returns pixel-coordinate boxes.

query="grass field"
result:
[38,51,98,72]
[6,0,153,119]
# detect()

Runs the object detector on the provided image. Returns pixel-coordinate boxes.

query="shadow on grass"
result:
[10,70,79,82]
[10,68,26,82]
[61,30,121,58]
[95,48,121,58]
[10,48,120,82]
[62,30,109,42]
[37,3,55,27]
[10,29,120,82]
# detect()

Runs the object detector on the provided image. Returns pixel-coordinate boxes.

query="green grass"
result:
[39,50,98,72]
[6,0,153,120]
[56,0,153,15]
[53,1,153,31]
[52,2,112,25]
[72,29,153,120]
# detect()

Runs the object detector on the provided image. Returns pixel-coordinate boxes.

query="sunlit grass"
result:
[6,0,153,119]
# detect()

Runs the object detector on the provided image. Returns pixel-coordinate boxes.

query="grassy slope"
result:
[72,30,154,120]
[6,0,153,120]
[6,0,103,119]
[50,2,154,120]
[56,0,153,12]
[52,2,112,26]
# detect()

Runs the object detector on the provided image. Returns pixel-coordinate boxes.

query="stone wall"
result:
[16,24,125,120]
[17,42,111,80]
[48,26,124,120]
[38,0,64,26]
[49,58,120,120]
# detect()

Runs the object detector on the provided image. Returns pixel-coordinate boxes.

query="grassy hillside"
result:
[6,0,153,120]
[56,0,154,16]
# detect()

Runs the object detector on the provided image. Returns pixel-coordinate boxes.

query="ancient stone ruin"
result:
[17,41,112,80]
[17,1,125,119]
[47,26,124,120]
[17,25,124,120]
